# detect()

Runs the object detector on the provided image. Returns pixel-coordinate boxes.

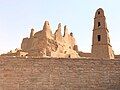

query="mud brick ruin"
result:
[0,8,120,90]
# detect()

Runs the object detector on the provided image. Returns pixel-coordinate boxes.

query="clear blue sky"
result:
[0,0,120,54]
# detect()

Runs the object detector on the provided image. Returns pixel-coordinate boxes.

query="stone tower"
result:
[91,8,114,59]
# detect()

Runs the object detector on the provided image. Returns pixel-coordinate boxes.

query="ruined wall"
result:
[78,51,91,58]
[28,31,48,57]
[21,38,29,51]
[0,57,120,90]
[21,21,79,58]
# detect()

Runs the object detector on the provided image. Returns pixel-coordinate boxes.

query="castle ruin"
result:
[0,8,120,90]
[1,8,117,60]
[21,21,79,58]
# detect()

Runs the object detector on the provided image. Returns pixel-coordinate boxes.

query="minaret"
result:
[91,8,114,59]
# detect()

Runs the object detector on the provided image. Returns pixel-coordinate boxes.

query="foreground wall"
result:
[0,57,120,90]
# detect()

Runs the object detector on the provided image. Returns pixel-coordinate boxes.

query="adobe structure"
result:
[1,8,118,60]
[21,21,79,58]
[91,8,114,59]
[0,8,120,90]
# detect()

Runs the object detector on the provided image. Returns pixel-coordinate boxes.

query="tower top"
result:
[43,21,51,30]
[95,8,105,18]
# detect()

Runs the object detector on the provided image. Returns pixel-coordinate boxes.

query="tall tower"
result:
[91,8,114,59]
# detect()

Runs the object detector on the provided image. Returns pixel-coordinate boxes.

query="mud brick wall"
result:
[0,57,120,90]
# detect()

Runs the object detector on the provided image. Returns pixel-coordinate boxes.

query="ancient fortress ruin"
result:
[1,8,118,60]
[0,8,120,90]
[21,22,79,58]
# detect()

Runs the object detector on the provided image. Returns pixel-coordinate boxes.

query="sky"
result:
[0,0,120,54]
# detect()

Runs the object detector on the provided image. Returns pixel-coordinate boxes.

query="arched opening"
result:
[97,35,101,41]
[98,11,100,14]
[98,22,101,27]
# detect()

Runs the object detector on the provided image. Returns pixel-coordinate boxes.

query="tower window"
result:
[98,11,100,14]
[98,22,101,27]
[97,35,101,41]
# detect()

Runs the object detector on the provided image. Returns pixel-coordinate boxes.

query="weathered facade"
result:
[21,21,79,58]
[91,8,114,59]
[0,8,120,90]
[1,8,117,59]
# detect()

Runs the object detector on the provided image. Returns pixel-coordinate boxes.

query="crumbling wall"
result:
[21,38,29,51]
[21,21,79,58]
